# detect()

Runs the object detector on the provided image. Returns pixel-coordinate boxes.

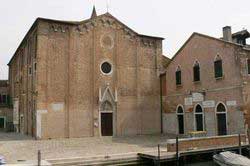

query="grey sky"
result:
[1,0,250,79]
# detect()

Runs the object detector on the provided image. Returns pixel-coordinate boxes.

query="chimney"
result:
[223,26,232,42]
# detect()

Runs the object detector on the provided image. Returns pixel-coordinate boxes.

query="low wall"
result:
[167,134,247,152]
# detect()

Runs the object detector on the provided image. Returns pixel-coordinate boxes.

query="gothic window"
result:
[193,61,200,82]
[176,66,182,85]
[194,104,204,131]
[214,56,223,78]
[247,59,250,74]
[216,103,227,135]
[176,105,184,134]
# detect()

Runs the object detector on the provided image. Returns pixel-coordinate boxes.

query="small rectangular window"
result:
[247,59,250,74]
[214,60,223,78]
[176,70,182,85]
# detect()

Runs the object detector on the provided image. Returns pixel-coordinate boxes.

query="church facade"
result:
[8,8,164,139]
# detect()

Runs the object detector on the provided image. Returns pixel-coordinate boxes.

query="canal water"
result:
[185,161,215,165]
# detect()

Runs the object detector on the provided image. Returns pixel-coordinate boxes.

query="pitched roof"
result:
[232,29,250,38]
[8,12,164,65]
[169,32,245,64]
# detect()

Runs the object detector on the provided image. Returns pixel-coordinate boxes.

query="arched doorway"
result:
[100,101,113,136]
[194,104,204,131]
[176,105,184,134]
[216,103,227,136]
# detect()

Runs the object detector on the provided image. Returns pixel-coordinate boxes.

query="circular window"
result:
[101,62,112,75]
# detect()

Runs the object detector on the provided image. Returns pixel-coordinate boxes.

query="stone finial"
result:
[91,6,97,19]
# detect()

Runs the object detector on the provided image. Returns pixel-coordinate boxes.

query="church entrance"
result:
[100,101,114,136]
[101,113,113,136]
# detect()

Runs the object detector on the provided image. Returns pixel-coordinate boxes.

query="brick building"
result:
[0,80,12,131]
[163,26,250,136]
[8,8,164,139]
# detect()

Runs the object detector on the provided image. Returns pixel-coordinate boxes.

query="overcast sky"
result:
[1,0,250,79]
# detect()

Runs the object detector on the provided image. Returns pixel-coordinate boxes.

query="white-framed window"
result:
[194,104,204,131]
[176,105,184,134]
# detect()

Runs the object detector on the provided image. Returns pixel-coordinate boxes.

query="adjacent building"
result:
[0,80,12,131]
[8,8,164,139]
[163,26,250,136]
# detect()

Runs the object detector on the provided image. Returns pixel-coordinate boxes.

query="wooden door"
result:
[101,113,113,136]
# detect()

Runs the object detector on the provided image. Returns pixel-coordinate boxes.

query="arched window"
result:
[193,61,200,82]
[194,104,204,131]
[216,103,227,135]
[176,105,184,134]
[176,66,182,85]
[214,55,223,78]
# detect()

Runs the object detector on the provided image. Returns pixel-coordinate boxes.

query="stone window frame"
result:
[176,104,185,134]
[100,60,113,76]
[193,60,200,82]
[193,103,205,132]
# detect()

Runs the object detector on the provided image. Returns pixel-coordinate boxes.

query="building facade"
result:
[0,80,12,131]
[163,27,250,136]
[8,8,164,139]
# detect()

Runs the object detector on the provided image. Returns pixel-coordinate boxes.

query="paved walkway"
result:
[0,132,175,164]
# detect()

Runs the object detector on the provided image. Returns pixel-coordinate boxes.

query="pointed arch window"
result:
[214,55,223,78]
[194,104,204,131]
[176,66,182,85]
[176,105,184,134]
[216,103,227,135]
[193,61,200,82]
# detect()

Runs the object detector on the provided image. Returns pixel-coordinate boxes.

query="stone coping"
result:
[167,134,246,144]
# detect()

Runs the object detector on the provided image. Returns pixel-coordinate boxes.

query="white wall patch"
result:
[202,100,215,108]
[192,93,204,102]
[51,103,64,112]
[184,97,193,106]
[226,100,237,106]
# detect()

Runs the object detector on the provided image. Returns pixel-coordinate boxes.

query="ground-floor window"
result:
[216,103,227,136]
[194,104,204,131]
[0,117,5,129]
[176,105,184,134]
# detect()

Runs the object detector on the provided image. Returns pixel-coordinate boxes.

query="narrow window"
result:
[193,61,200,82]
[214,57,223,78]
[176,66,182,85]
[34,63,37,72]
[29,67,32,75]
[0,94,2,104]
[2,95,6,104]
[247,59,250,74]
[177,106,184,134]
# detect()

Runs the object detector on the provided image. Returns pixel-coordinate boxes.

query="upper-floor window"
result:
[214,55,223,78]
[247,59,250,74]
[176,66,182,85]
[193,61,200,82]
